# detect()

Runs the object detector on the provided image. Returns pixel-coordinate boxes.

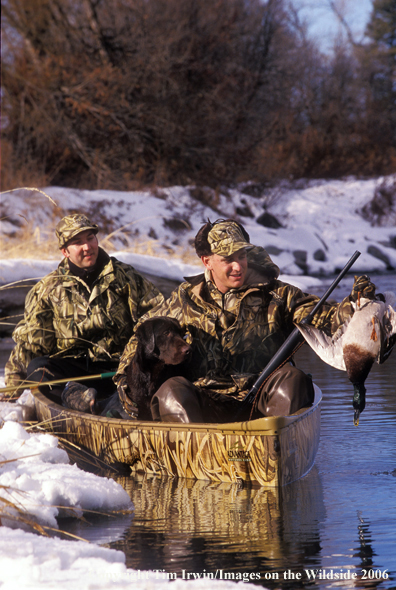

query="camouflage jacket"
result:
[116,246,353,407]
[5,250,164,390]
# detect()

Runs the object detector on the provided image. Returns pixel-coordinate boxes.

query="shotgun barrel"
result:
[236,250,361,418]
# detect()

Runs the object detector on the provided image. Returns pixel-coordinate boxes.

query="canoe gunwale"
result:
[32,385,322,486]
[32,385,322,437]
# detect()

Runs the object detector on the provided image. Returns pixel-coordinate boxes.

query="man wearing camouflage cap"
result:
[115,218,376,422]
[4,214,164,412]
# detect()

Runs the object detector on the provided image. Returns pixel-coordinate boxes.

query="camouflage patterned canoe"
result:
[33,385,321,487]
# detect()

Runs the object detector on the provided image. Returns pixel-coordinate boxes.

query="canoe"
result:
[33,384,322,487]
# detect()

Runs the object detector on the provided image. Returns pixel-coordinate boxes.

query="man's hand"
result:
[351,275,376,302]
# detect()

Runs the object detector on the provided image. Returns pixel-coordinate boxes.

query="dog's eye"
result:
[163,329,171,336]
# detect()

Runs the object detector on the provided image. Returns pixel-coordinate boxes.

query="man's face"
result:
[61,230,99,269]
[201,248,248,293]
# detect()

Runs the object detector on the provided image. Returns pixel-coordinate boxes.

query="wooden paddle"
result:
[235,250,361,419]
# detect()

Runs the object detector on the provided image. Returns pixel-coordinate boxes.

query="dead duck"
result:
[295,293,396,425]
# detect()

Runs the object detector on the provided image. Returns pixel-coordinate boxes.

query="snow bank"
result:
[0,420,133,529]
[1,176,395,287]
[0,527,260,590]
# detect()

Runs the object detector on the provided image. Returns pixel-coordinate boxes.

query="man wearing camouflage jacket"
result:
[4,214,164,405]
[115,219,375,423]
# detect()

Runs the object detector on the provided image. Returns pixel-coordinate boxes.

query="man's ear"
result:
[201,255,212,270]
[61,247,70,259]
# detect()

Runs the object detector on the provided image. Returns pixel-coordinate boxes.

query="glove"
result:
[116,375,138,418]
[351,275,376,302]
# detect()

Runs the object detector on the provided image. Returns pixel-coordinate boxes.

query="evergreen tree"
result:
[366,0,396,54]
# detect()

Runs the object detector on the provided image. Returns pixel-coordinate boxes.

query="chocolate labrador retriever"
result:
[126,316,191,420]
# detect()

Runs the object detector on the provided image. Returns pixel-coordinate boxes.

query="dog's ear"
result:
[136,320,156,355]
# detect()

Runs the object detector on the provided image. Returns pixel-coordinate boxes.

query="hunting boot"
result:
[256,364,314,417]
[151,377,205,422]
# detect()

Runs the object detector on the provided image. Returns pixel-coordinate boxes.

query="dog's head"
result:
[135,317,191,365]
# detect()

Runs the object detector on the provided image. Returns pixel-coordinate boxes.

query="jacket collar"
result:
[58,248,113,288]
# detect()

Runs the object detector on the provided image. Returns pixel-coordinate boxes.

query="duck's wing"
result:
[378,296,396,364]
[295,322,347,371]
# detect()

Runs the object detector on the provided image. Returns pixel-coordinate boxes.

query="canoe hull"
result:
[33,385,321,487]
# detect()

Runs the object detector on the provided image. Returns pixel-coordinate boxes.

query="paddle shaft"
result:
[0,371,116,395]
[236,250,361,417]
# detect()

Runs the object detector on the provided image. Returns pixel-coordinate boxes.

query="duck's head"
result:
[352,382,366,426]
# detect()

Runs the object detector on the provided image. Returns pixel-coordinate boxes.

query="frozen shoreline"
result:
[0,410,262,590]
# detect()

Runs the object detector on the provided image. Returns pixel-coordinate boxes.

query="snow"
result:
[1,176,395,289]
[0,410,260,589]
[0,526,259,590]
[0,420,133,529]
[1,175,395,589]
[0,414,136,589]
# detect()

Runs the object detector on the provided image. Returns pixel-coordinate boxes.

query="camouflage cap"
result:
[56,214,99,248]
[207,221,251,257]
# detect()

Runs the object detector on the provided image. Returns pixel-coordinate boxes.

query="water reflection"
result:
[356,512,376,570]
[56,511,134,545]
[109,467,325,586]
[58,345,396,589]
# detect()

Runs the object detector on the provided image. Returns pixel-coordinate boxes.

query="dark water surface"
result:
[62,342,396,590]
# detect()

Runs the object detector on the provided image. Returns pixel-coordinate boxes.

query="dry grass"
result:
[0,187,198,264]
[1,188,63,260]
[1,232,198,264]
[0,225,199,268]
[0,232,60,261]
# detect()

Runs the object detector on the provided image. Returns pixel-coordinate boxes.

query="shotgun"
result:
[235,250,361,419]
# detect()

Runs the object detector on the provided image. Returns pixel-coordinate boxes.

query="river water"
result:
[59,273,396,590]
[3,272,395,589]
[62,346,396,590]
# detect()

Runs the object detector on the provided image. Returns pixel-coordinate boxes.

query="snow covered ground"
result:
[1,175,395,589]
[1,175,395,288]
[0,416,258,589]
